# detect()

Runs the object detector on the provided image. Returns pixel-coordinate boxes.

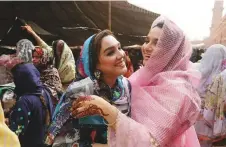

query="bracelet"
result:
[103,118,117,127]
[103,107,119,127]
[150,133,160,147]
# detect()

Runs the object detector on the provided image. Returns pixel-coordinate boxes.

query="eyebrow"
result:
[144,36,149,41]
[103,43,120,53]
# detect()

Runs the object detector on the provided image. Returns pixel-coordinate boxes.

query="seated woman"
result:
[9,63,53,147]
[46,30,131,147]
[22,25,76,89]
[70,16,201,146]
[33,47,63,107]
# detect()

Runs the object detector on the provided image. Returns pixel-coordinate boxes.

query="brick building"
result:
[205,0,226,47]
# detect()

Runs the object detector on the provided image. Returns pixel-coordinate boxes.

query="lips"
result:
[143,52,152,60]
[144,55,150,60]
[143,56,150,62]
[115,60,126,67]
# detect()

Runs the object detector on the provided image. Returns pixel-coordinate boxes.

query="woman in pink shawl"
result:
[70,16,201,147]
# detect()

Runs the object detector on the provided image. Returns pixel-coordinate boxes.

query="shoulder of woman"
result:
[121,76,130,84]
[120,76,131,94]
[19,94,42,106]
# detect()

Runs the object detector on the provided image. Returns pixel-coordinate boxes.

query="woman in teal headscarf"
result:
[46,30,131,147]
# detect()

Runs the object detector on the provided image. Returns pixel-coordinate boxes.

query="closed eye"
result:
[152,39,158,45]
[107,50,115,56]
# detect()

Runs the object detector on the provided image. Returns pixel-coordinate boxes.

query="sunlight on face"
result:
[142,27,162,65]
[96,35,127,78]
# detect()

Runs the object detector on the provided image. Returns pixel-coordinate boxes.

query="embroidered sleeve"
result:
[9,98,31,136]
[40,40,53,58]
[47,98,73,144]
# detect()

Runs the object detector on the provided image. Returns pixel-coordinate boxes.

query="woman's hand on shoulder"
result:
[70,95,119,129]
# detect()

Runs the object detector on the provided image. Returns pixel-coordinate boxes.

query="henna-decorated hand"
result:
[70,95,110,118]
[70,95,119,129]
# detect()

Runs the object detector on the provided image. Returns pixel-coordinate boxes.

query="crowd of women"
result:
[0,15,226,147]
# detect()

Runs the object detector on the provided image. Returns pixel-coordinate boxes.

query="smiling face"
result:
[142,26,163,65]
[96,35,127,78]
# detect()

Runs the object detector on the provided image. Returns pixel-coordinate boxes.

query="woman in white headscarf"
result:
[0,39,35,70]
[195,44,226,146]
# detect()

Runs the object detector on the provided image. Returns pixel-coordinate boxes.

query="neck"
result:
[102,75,117,88]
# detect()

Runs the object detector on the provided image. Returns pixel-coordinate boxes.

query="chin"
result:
[143,60,148,65]
[119,67,128,76]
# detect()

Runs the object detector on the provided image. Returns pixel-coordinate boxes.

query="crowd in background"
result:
[0,15,225,147]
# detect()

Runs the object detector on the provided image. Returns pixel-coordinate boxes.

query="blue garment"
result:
[48,35,131,147]
[9,63,53,147]
[49,77,131,147]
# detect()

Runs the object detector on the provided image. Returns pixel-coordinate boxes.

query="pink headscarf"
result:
[129,16,201,146]
[108,16,201,147]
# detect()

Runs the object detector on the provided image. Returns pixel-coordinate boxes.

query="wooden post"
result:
[108,0,111,31]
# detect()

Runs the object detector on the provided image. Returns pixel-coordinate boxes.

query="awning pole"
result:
[108,0,111,31]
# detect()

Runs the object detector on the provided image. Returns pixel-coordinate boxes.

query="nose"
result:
[116,49,125,60]
[141,43,146,55]
[143,42,153,54]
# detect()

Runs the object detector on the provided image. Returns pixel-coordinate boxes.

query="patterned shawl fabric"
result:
[46,35,131,146]
[33,47,50,69]
[107,16,201,147]
[40,67,63,106]
[197,44,226,100]
[0,39,34,70]
[16,39,35,63]
[0,54,23,70]
[53,40,76,84]
[33,47,63,106]
[195,45,226,145]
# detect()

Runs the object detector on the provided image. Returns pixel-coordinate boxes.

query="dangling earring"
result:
[94,69,101,80]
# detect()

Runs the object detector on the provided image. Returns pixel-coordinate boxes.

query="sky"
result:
[128,0,226,41]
